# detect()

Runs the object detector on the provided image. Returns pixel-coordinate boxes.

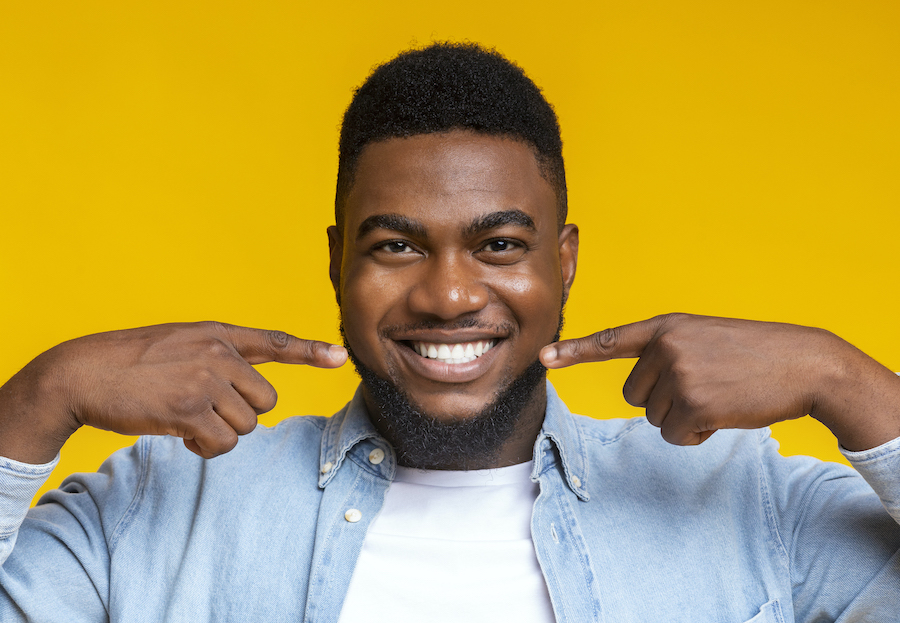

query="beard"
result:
[340,313,563,470]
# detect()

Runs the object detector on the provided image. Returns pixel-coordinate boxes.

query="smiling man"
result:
[333,131,576,470]
[1,43,900,622]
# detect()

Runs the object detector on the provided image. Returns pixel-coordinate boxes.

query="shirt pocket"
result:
[740,599,786,623]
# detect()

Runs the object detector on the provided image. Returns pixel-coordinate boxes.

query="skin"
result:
[328,131,578,466]
[1,131,899,468]
[542,315,900,451]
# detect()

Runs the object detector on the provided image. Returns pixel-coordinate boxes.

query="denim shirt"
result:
[2,382,899,622]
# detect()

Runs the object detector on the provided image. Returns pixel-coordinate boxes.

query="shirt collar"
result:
[533,380,590,501]
[319,380,589,500]
[318,385,383,488]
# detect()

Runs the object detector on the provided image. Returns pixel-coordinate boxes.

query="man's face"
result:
[330,130,578,430]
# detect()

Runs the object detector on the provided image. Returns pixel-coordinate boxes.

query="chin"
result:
[350,347,547,469]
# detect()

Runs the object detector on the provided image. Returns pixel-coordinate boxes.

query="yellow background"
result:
[1,1,898,504]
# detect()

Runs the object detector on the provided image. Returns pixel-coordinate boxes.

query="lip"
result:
[391,336,505,384]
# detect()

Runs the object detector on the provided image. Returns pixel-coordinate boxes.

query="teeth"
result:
[411,339,497,364]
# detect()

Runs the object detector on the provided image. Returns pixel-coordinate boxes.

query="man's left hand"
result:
[540,313,900,451]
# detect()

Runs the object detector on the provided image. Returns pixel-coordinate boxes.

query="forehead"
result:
[344,131,557,233]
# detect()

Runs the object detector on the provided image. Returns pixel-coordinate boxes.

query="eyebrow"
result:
[356,214,428,240]
[463,210,536,237]
[355,209,537,241]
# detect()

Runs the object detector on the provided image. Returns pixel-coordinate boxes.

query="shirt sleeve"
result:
[762,431,900,622]
[0,440,148,622]
[0,454,59,565]
[842,435,900,526]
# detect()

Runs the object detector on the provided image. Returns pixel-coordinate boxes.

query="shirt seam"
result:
[577,416,646,446]
[756,429,790,576]
[107,436,151,553]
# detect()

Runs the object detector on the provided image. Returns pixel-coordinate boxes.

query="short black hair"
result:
[335,42,567,232]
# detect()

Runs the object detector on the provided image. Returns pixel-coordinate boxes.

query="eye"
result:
[476,238,527,263]
[484,239,514,252]
[377,240,415,254]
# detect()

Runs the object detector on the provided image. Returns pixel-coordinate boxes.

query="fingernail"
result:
[328,344,347,362]
[541,346,558,364]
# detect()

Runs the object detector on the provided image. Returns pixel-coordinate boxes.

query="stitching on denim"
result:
[107,436,150,553]
[579,416,646,446]
[756,430,790,577]
[554,481,604,622]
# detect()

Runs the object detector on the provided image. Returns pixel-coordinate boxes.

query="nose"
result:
[407,254,489,320]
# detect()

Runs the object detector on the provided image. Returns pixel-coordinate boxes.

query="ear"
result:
[558,223,579,305]
[327,226,343,306]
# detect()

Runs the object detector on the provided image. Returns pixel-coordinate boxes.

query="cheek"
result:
[495,266,563,328]
[340,265,411,347]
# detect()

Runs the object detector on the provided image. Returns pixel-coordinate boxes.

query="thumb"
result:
[540,316,666,369]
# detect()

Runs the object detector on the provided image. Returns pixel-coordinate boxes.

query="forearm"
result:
[810,340,900,452]
[0,347,81,465]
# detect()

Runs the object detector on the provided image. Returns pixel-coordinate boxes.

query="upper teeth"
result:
[412,340,495,364]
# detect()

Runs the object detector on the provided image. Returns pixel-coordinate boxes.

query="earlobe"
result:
[558,223,579,304]
[327,226,343,305]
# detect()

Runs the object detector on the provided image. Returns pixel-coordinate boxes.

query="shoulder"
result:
[570,412,777,480]
[138,414,330,471]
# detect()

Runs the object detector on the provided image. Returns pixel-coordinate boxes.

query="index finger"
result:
[540,315,668,369]
[216,323,348,368]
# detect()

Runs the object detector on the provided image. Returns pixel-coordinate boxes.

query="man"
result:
[1,42,899,622]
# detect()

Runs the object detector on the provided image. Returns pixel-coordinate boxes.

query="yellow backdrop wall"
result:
[1,1,898,504]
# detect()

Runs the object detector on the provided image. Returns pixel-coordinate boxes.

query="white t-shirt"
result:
[337,461,556,622]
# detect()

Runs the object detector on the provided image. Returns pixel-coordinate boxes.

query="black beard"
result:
[339,304,564,470]
[348,349,547,470]
[340,302,566,470]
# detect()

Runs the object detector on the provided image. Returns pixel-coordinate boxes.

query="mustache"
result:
[377,318,517,340]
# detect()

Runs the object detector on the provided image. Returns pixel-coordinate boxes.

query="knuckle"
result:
[234,414,258,436]
[622,381,641,407]
[205,339,233,358]
[678,390,707,412]
[660,312,689,326]
[201,425,239,457]
[644,407,663,427]
[589,328,616,354]
[173,391,210,417]
[265,330,291,352]
[655,330,681,354]
[199,320,227,334]
[193,367,216,385]
[661,426,691,446]
[255,384,278,413]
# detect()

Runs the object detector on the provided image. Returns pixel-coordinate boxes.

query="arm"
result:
[541,313,900,617]
[0,321,347,464]
[540,313,900,452]
[0,321,346,568]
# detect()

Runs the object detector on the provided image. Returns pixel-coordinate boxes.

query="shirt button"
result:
[368,448,385,465]
[571,475,582,489]
[321,462,333,474]
[344,508,362,523]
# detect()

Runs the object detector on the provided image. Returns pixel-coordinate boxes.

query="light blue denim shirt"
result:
[2,382,899,622]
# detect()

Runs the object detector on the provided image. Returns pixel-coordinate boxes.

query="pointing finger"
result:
[540,315,670,369]
[214,323,347,368]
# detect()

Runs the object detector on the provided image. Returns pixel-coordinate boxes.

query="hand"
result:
[540,313,900,450]
[0,322,347,463]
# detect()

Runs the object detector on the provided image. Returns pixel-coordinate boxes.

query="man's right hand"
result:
[0,322,347,464]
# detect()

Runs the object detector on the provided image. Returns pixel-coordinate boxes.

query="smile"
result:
[410,340,496,364]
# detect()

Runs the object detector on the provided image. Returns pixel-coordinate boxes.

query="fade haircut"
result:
[335,42,567,232]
